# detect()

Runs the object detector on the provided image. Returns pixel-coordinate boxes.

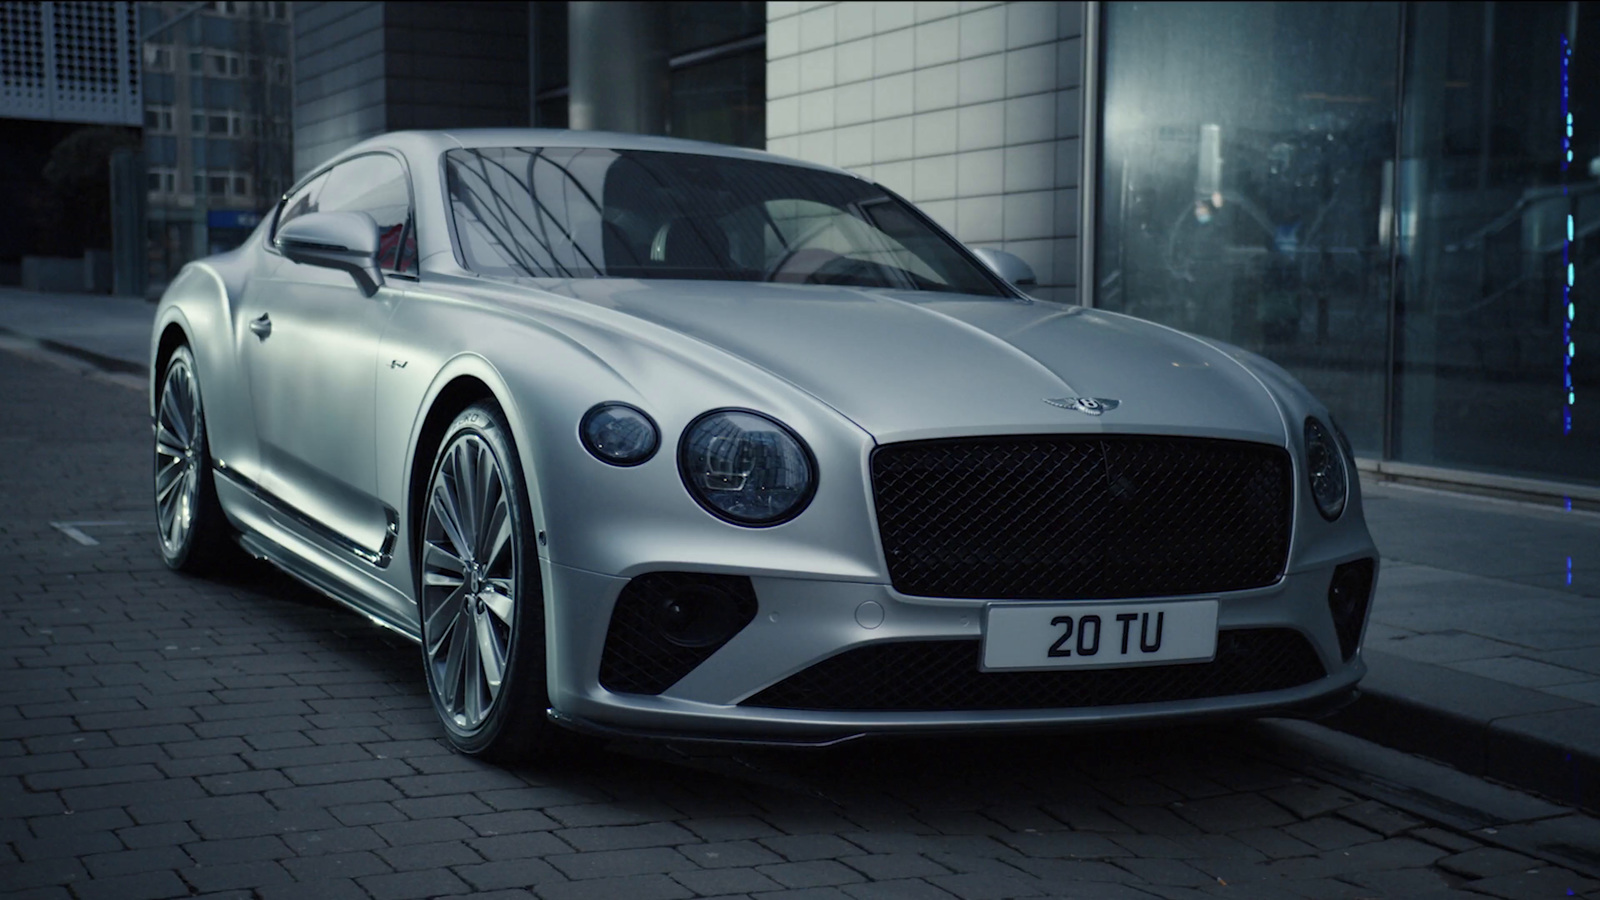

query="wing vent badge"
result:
[1045,397,1120,415]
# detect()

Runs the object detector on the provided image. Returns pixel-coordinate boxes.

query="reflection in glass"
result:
[442,147,1005,294]
[1395,2,1598,484]
[1097,2,1399,456]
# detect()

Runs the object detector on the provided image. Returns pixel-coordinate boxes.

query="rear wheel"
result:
[154,345,234,572]
[418,402,570,760]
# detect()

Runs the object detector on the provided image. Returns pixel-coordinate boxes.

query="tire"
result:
[154,345,236,573]
[417,401,572,760]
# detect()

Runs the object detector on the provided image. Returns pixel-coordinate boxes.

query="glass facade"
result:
[1097,1,1598,487]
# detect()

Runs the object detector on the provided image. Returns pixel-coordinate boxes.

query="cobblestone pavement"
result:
[1,347,1597,900]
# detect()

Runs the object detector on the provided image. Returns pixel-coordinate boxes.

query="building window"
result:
[144,45,173,71]
[144,107,174,132]
[147,168,178,197]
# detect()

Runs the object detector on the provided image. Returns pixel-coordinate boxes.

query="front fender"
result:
[149,264,261,485]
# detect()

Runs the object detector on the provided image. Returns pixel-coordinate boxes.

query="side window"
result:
[317,154,417,276]
[273,170,328,240]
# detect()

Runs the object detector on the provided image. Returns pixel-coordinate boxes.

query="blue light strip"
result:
[1562,35,1574,436]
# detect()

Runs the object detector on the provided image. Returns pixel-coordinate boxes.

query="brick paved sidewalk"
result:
[3,346,1599,900]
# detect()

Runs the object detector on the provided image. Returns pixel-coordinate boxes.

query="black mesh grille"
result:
[599,573,758,695]
[872,436,1293,599]
[742,629,1326,711]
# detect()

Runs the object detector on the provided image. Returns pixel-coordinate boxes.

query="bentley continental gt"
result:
[150,129,1379,758]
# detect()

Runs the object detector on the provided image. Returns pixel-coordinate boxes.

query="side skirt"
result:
[213,462,398,567]
[238,531,421,644]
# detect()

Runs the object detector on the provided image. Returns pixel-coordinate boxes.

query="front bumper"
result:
[542,558,1375,743]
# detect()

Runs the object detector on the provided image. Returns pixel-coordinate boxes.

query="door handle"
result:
[249,313,272,340]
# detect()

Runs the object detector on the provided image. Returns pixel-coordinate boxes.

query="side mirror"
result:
[275,211,384,296]
[971,247,1037,287]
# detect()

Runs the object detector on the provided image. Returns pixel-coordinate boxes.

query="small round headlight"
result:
[679,409,816,526]
[1305,417,1347,521]
[580,403,659,466]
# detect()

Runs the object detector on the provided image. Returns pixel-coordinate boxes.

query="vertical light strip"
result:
[1562,34,1574,436]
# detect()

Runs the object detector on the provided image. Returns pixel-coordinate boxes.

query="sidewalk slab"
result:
[0,286,155,373]
[1328,479,1600,814]
[1328,651,1600,812]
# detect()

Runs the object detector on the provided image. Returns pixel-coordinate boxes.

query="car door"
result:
[237,152,418,564]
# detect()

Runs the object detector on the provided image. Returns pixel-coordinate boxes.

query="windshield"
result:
[443,147,1007,296]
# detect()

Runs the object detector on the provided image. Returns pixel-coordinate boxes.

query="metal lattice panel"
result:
[599,573,759,696]
[0,1,140,125]
[871,436,1294,599]
[742,629,1327,712]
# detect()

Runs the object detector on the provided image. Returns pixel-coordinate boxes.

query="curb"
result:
[0,325,147,376]
[1324,651,1600,817]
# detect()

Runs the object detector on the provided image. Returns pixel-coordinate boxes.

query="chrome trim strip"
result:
[213,462,398,568]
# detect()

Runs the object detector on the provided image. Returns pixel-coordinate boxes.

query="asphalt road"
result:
[1,345,1597,900]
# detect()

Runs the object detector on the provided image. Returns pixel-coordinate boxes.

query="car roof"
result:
[320,128,855,180]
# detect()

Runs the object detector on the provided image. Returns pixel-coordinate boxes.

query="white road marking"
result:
[49,521,133,546]
[50,523,99,546]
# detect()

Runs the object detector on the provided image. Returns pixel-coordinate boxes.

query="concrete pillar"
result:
[567,1,669,134]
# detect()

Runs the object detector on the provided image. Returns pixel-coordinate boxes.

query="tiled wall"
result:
[766,1,1087,303]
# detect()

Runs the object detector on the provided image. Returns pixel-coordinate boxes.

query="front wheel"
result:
[154,345,234,572]
[418,402,568,760]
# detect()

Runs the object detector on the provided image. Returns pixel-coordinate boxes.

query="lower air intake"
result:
[742,628,1325,711]
[599,572,758,695]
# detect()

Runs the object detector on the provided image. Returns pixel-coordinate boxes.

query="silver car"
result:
[150,129,1378,758]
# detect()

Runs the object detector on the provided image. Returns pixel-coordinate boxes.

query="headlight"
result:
[580,403,659,466]
[679,409,816,526]
[1304,417,1347,521]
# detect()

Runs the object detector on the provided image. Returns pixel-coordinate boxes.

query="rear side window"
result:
[317,154,417,276]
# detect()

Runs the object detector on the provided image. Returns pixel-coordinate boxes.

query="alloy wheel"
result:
[154,357,202,556]
[421,433,517,730]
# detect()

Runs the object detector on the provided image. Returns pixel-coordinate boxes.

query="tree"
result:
[37,125,141,256]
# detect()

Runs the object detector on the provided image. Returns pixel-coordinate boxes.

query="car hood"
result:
[523,279,1288,446]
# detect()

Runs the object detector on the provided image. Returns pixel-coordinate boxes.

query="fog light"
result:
[654,582,749,648]
[1328,558,1375,660]
[599,573,759,695]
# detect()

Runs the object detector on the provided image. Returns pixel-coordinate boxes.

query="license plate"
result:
[981,600,1219,671]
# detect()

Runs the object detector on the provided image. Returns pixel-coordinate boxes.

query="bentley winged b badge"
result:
[1045,397,1121,415]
